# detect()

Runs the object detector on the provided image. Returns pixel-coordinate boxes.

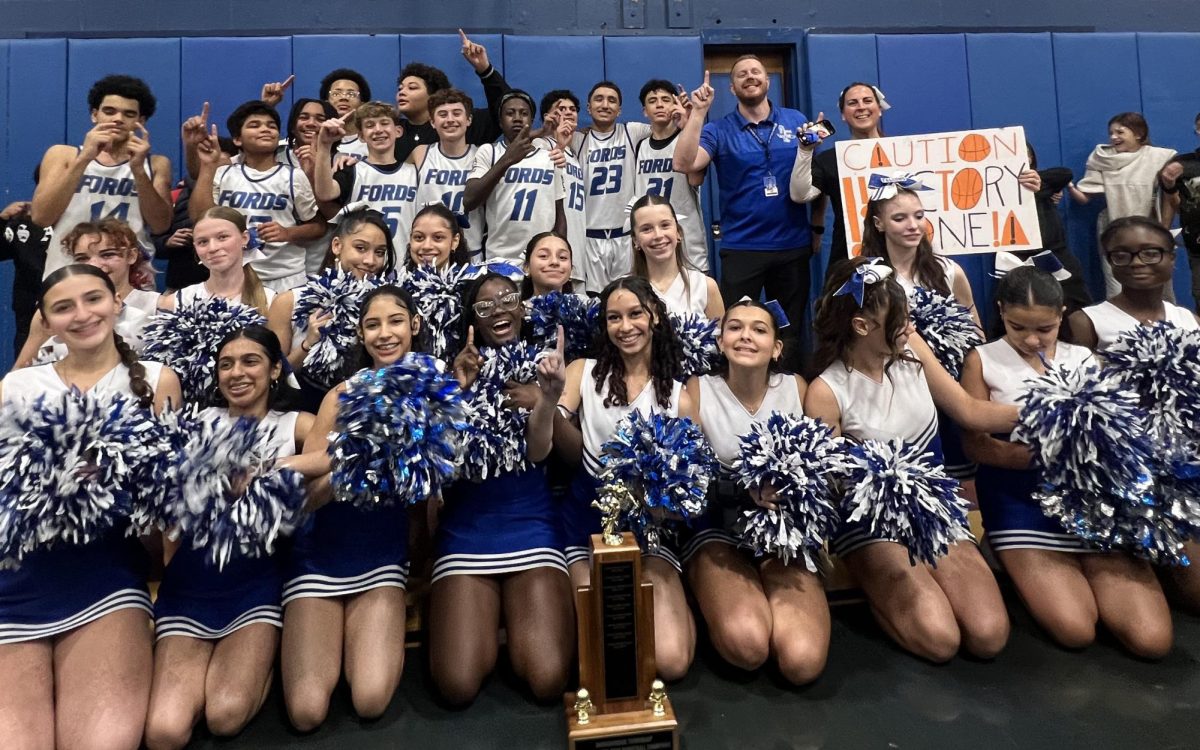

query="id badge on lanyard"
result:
[750,123,778,197]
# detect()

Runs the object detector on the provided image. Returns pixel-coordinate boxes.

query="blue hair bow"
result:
[833,258,893,307]
[737,296,791,329]
[867,172,933,201]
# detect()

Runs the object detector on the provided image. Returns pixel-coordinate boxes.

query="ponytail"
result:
[113,331,154,409]
[241,264,270,316]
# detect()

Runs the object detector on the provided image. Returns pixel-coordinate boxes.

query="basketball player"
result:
[190,100,324,292]
[539,90,587,277]
[32,75,173,278]
[464,91,566,262]
[633,79,709,272]
[410,89,485,256]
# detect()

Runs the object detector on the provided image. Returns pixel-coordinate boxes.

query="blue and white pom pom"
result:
[1014,364,1157,551]
[293,268,395,386]
[732,412,848,572]
[599,410,717,550]
[1100,322,1200,450]
[670,312,720,379]
[330,352,466,507]
[143,296,266,402]
[459,342,541,482]
[165,412,307,571]
[907,287,983,380]
[0,390,172,568]
[526,291,599,362]
[840,438,971,566]
[401,263,474,360]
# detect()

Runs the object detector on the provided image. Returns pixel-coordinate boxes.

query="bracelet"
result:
[301,339,313,353]
[1161,179,1180,195]
[811,224,825,235]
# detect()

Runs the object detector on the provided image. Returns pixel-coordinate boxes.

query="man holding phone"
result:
[673,56,819,365]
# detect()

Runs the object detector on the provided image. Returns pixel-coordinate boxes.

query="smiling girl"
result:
[158,207,274,315]
[629,194,722,319]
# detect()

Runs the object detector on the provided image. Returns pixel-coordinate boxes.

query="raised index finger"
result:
[555,324,565,357]
[466,325,475,348]
[280,74,296,91]
[459,28,470,46]
[702,69,710,87]
[200,101,210,124]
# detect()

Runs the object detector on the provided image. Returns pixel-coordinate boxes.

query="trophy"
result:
[565,482,679,749]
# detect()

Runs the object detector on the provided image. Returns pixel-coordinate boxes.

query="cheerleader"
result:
[630,194,723,319]
[520,231,575,298]
[554,276,698,680]
[0,264,181,749]
[690,299,829,684]
[961,267,1173,657]
[158,207,275,315]
[805,257,1017,662]
[144,325,315,748]
[430,273,573,706]
[278,284,423,730]
[407,202,471,271]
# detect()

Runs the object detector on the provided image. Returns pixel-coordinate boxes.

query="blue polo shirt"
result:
[699,104,812,252]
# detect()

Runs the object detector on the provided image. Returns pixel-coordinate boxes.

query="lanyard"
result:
[746,121,775,163]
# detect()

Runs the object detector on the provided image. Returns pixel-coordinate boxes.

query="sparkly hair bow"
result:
[736,295,791,329]
[833,258,893,307]
[992,250,1071,281]
[867,172,933,202]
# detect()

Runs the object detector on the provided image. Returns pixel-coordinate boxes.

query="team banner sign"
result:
[834,126,1043,255]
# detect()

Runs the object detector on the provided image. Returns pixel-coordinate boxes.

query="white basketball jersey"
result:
[212,162,318,284]
[416,144,484,255]
[577,122,651,231]
[45,154,156,278]
[634,131,708,271]
[561,152,588,265]
[471,140,564,262]
[338,134,370,158]
[340,161,419,249]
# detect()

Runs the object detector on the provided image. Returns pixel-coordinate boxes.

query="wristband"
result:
[1161,179,1180,195]
[811,225,825,235]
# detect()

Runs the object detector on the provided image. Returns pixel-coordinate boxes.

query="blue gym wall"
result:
[1,21,1198,366]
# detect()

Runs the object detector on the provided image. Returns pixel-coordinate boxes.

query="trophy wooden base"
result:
[565,692,678,750]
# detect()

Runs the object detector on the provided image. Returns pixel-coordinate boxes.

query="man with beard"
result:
[673,56,816,363]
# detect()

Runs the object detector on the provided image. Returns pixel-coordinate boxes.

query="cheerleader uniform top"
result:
[175,281,277,309]
[655,269,709,317]
[1080,299,1199,351]
[153,407,299,640]
[816,353,940,455]
[0,360,164,644]
[579,359,683,477]
[34,302,151,365]
[976,339,1093,406]
[123,287,161,315]
[894,256,959,297]
[698,372,804,470]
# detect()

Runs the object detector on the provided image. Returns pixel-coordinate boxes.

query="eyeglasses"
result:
[472,291,522,318]
[329,89,361,100]
[1106,247,1167,267]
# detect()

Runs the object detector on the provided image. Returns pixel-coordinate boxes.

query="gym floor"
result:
[189,588,1200,749]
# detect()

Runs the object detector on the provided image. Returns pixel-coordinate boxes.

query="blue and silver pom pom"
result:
[401,263,474,360]
[526,291,599,362]
[840,438,971,566]
[293,268,395,386]
[670,312,721,379]
[1100,322,1200,450]
[907,287,983,380]
[0,390,172,568]
[330,352,466,507]
[732,412,848,572]
[459,342,542,482]
[143,296,266,403]
[165,412,307,571]
[599,410,717,551]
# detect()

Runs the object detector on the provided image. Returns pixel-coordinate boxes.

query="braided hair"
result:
[592,276,681,409]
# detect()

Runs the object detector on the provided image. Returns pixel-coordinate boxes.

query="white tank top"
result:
[579,358,682,476]
[211,162,319,283]
[895,255,959,297]
[817,354,938,452]
[634,131,708,271]
[33,305,151,366]
[698,373,803,470]
[198,406,300,459]
[576,123,652,231]
[655,268,709,317]
[343,161,419,249]
[45,154,155,278]
[2,360,164,409]
[175,282,276,310]
[1081,300,1200,351]
[416,144,484,255]
[471,140,564,262]
[123,288,161,315]
[975,339,1094,406]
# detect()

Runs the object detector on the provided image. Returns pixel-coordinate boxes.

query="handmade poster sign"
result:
[834,126,1043,256]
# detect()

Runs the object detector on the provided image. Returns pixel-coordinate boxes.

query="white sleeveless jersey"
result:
[561,151,588,264]
[976,339,1094,406]
[337,161,419,250]
[655,268,709,317]
[123,288,161,315]
[416,144,484,255]
[45,154,156,278]
[698,373,803,471]
[212,163,318,284]
[1081,300,1200,351]
[634,131,708,271]
[895,256,959,297]
[175,281,277,309]
[471,140,564,262]
[198,406,299,460]
[338,134,370,159]
[579,358,682,477]
[817,354,938,452]
[575,123,651,231]
[2,360,164,409]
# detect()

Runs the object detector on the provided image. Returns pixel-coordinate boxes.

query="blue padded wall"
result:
[66,38,182,178]
[502,35,604,126]
[291,34,401,110]
[400,34,504,112]
[602,36,703,117]
[7,39,68,202]
[181,37,293,142]
[0,40,10,367]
